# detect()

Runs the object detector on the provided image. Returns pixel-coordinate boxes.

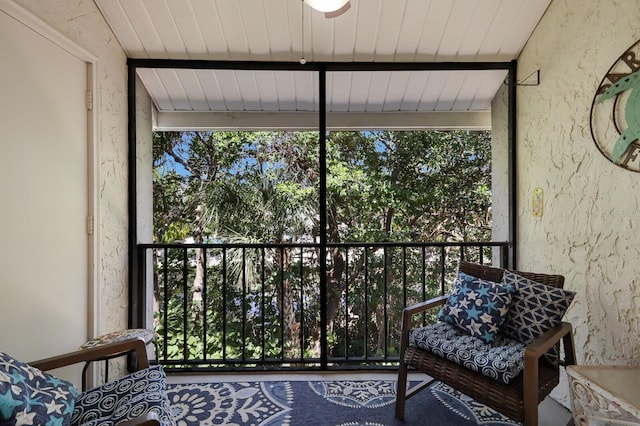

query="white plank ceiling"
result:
[95,0,552,129]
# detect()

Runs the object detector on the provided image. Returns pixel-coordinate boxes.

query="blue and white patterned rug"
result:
[166,379,520,425]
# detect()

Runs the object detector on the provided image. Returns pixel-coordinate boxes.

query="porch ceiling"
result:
[95,0,551,129]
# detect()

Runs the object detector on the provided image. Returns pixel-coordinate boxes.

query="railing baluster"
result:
[299,247,304,361]
[222,248,227,362]
[440,246,446,296]
[364,246,369,361]
[242,247,246,362]
[162,247,168,361]
[344,247,349,360]
[402,246,407,312]
[182,247,188,362]
[383,246,388,360]
[261,247,266,362]
[421,246,426,325]
[202,248,208,360]
[280,246,285,361]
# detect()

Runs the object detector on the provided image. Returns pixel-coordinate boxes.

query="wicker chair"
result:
[395,261,576,426]
[1,338,174,425]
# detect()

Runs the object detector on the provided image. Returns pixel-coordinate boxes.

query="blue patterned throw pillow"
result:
[0,351,78,425]
[438,272,515,343]
[500,270,575,346]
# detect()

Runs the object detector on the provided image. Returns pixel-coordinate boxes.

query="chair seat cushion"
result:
[72,365,175,426]
[409,322,525,384]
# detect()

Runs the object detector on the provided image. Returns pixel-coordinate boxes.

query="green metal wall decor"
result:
[590,39,640,172]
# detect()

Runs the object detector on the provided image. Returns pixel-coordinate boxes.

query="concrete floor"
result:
[539,396,573,426]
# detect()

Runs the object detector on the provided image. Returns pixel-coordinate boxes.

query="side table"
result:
[567,365,640,425]
[79,328,155,390]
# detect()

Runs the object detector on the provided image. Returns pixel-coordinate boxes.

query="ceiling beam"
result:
[153,110,491,131]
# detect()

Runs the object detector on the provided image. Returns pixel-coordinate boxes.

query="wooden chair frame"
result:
[395,262,577,426]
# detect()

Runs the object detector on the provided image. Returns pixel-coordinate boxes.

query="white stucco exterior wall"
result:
[515,0,640,370]
[14,0,130,344]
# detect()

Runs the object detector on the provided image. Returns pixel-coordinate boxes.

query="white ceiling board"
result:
[457,0,503,59]
[417,0,455,61]
[394,1,430,61]
[400,71,431,111]
[274,72,297,111]
[418,72,450,111]
[119,1,166,58]
[373,0,406,59]
[294,72,317,112]
[435,1,477,60]
[433,71,469,111]
[156,69,191,111]
[214,70,244,111]
[238,1,273,58]
[94,1,146,56]
[141,0,187,59]
[498,1,552,57]
[479,1,524,60]
[137,69,173,111]
[327,72,352,112]
[351,1,379,62]
[383,72,411,111]
[164,1,206,57]
[190,0,230,59]
[215,2,251,61]
[95,0,553,128]
[469,70,508,110]
[351,71,373,112]
[178,70,209,111]
[365,72,392,112]
[193,69,226,111]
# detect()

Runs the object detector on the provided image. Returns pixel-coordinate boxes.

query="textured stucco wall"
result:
[15,0,129,343]
[516,0,640,369]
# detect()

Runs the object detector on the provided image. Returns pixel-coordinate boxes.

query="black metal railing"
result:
[138,241,508,372]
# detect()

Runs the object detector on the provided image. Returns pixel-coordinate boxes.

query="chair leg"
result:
[395,360,409,419]
[523,359,539,426]
[523,404,538,426]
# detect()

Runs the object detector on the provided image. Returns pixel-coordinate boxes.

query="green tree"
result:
[152,129,492,364]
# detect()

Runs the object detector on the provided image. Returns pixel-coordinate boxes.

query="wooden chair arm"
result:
[399,295,448,361]
[522,322,575,424]
[524,322,574,362]
[28,338,150,371]
[402,295,448,320]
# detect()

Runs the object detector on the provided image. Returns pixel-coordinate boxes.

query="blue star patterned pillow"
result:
[438,272,515,343]
[0,351,78,425]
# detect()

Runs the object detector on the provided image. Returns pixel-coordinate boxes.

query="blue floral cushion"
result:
[409,322,526,384]
[437,272,515,343]
[0,351,78,425]
[72,365,175,426]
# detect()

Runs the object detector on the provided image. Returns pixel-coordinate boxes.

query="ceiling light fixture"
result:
[304,0,351,18]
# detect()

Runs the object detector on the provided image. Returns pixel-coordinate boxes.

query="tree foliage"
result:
[152,130,492,367]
